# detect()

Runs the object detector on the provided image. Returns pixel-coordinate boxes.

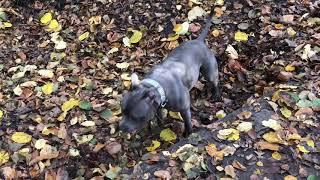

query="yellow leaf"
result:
[285,65,295,72]
[3,22,12,28]
[271,152,281,160]
[160,128,177,142]
[284,175,297,180]
[274,24,285,30]
[307,140,315,148]
[218,128,240,141]
[168,111,183,120]
[262,132,283,144]
[35,139,47,149]
[0,110,3,119]
[287,133,302,141]
[78,32,90,41]
[58,111,67,121]
[272,90,280,102]
[129,30,142,43]
[11,132,32,143]
[146,140,161,152]
[62,98,80,112]
[234,31,248,42]
[237,121,253,132]
[0,150,9,165]
[280,107,292,118]
[215,0,224,6]
[287,27,296,37]
[42,83,54,95]
[256,161,263,167]
[215,110,226,119]
[297,145,310,153]
[40,12,52,25]
[166,34,180,41]
[262,119,282,131]
[47,19,61,31]
[173,22,189,35]
[211,29,220,37]
[89,16,101,25]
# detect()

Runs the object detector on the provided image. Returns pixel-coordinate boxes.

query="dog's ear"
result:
[131,73,140,88]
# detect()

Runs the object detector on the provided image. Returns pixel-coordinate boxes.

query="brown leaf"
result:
[57,123,67,139]
[105,142,122,155]
[18,51,27,61]
[232,160,247,171]
[1,166,17,179]
[45,170,56,180]
[56,167,69,180]
[295,107,314,117]
[282,15,294,23]
[29,152,59,165]
[277,71,293,82]
[237,111,252,119]
[206,144,224,161]
[154,170,171,180]
[107,32,121,42]
[256,141,280,151]
[224,165,236,178]
[189,23,201,33]
[93,143,106,152]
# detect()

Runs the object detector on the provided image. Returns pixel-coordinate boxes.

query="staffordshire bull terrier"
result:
[119,9,220,135]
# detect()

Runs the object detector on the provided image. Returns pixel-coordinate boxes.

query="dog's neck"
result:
[141,78,167,108]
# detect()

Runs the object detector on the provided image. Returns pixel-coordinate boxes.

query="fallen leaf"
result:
[237,111,252,119]
[224,165,236,178]
[20,81,37,87]
[57,123,67,139]
[205,144,224,161]
[1,166,16,179]
[284,175,297,180]
[256,161,264,167]
[89,16,101,25]
[280,107,292,118]
[40,12,52,25]
[211,29,220,37]
[61,98,80,112]
[226,44,238,59]
[301,44,316,60]
[105,166,122,180]
[215,0,224,6]
[216,110,226,119]
[80,121,95,127]
[271,152,281,160]
[237,121,253,132]
[42,83,54,95]
[218,128,240,141]
[234,31,248,42]
[13,85,22,96]
[35,139,47,149]
[46,19,61,32]
[262,119,282,131]
[0,110,3,119]
[154,170,171,180]
[129,30,142,43]
[122,37,131,47]
[287,27,296,37]
[146,140,161,152]
[116,62,130,69]
[11,132,32,143]
[256,141,280,150]
[69,148,80,157]
[232,160,247,171]
[297,145,310,153]
[168,111,183,120]
[262,132,283,144]
[285,65,295,72]
[79,100,92,110]
[160,128,177,142]
[74,134,94,144]
[106,142,122,155]
[188,6,206,21]
[274,23,285,30]
[173,22,189,35]
[38,69,54,78]
[78,32,90,41]
[307,140,315,148]
[282,15,294,23]
[0,150,9,165]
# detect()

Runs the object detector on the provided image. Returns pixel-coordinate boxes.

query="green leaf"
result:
[100,109,113,120]
[288,92,299,102]
[297,99,313,108]
[79,100,92,110]
[307,175,319,180]
[105,166,122,180]
[311,98,320,108]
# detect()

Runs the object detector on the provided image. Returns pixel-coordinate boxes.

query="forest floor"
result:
[0,0,319,179]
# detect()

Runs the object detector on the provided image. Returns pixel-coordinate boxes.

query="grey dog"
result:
[119,9,220,135]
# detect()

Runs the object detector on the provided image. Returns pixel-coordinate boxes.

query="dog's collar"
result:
[141,78,167,107]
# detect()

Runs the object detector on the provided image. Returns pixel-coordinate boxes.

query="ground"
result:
[0,0,319,179]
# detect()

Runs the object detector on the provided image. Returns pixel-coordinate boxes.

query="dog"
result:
[119,9,220,135]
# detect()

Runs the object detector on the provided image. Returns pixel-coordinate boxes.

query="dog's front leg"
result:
[180,109,192,136]
[156,109,163,127]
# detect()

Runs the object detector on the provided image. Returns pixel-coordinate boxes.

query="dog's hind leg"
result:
[201,54,221,101]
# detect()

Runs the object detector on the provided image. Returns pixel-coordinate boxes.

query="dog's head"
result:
[119,73,159,133]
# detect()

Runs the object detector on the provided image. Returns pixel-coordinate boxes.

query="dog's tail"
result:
[197,8,215,41]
